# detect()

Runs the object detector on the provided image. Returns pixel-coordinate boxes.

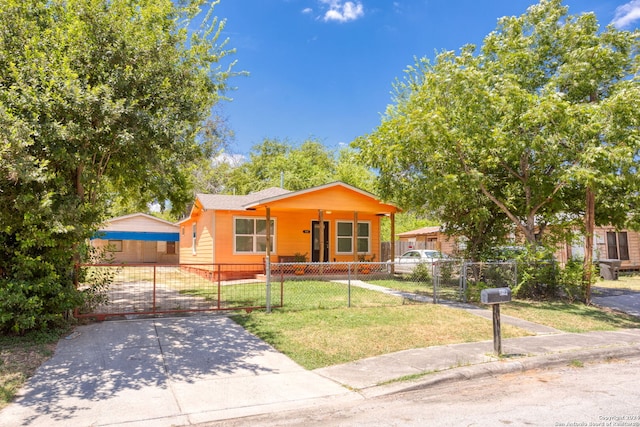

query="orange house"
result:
[178,182,399,277]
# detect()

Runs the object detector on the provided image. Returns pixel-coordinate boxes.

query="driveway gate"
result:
[75,263,276,320]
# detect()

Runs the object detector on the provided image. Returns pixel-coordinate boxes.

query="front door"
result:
[142,241,157,263]
[312,221,330,262]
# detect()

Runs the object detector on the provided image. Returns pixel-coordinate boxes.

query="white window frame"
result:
[233,216,276,254]
[336,220,371,254]
[192,222,197,255]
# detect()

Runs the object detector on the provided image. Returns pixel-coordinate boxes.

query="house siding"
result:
[397,229,458,257]
[595,227,640,271]
[179,215,214,265]
[180,210,383,265]
[92,213,179,264]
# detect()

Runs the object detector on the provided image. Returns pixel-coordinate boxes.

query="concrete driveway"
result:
[592,286,640,317]
[0,314,357,427]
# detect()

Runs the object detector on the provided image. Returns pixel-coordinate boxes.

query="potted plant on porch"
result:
[292,252,308,275]
[358,254,376,274]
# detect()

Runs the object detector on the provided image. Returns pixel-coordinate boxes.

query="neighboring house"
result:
[397,223,640,272]
[558,226,640,272]
[91,213,179,264]
[178,182,400,279]
[396,225,458,256]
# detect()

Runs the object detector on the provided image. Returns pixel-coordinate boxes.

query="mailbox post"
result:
[480,287,512,355]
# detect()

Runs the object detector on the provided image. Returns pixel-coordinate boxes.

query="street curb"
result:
[359,343,640,398]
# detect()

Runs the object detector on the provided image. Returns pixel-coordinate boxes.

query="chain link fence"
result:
[75,260,521,319]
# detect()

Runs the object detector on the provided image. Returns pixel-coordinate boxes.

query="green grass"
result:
[500,300,640,332]
[180,282,270,308]
[230,279,640,369]
[368,278,463,301]
[368,278,434,295]
[179,280,408,310]
[232,304,532,369]
[0,327,70,410]
[596,274,640,292]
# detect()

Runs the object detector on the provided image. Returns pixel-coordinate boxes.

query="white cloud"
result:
[612,0,640,29]
[302,7,313,14]
[212,153,245,167]
[319,0,364,23]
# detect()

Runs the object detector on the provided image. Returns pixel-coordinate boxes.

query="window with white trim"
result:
[234,217,275,253]
[192,223,197,255]
[336,221,370,254]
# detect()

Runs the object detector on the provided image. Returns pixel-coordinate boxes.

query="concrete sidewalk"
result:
[314,329,640,397]
[2,309,640,426]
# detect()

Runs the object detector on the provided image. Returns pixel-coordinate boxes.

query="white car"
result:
[389,250,449,274]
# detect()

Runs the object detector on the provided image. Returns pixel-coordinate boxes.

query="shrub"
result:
[0,277,81,334]
[75,246,118,314]
[409,262,431,283]
[511,247,558,300]
[557,259,588,303]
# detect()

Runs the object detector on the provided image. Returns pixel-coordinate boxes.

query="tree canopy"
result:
[354,0,640,281]
[196,138,377,197]
[0,0,235,332]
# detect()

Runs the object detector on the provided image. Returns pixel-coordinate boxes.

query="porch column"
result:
[390,212,395,274]
[353,211,358,262]
[265,207,271,312]
[265,207,271,260]
[318,210,325,263]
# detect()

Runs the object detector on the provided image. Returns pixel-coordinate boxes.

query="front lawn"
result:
[500,300,640,332]
[232,279,640,370]
[595,274,640,292]
[232,304,532,370]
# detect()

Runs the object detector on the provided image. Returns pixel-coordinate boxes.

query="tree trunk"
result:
[583,186,595,304]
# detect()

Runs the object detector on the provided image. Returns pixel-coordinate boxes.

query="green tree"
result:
[0,0,235,332]
[334,147,377,193]
[221,138,376,195]
[355,0,640,301]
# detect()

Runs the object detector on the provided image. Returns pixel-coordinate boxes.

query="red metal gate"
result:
[74,263,280,320]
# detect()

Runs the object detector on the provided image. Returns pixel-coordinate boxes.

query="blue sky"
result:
[212,0,640,157]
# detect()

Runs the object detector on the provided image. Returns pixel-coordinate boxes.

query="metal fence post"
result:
[152,265,157,314]
[432,261,438,304]
[461,261,468,303]
[266,256,271,313]
[347,262,352,308]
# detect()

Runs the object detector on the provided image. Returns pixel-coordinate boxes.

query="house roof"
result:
[101,212,178,230]
[195,187,291,211]
[397,225,442,238]
[94,212,179,241]
[182,182,399,223]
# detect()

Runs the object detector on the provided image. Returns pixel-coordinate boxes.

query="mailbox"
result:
[481,287,512,304]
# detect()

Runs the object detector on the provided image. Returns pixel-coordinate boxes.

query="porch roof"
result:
[242,182,400,215]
